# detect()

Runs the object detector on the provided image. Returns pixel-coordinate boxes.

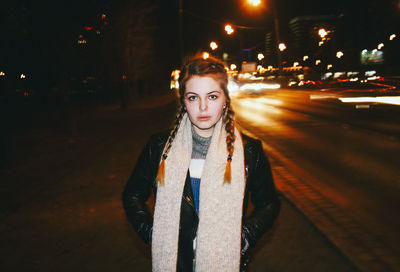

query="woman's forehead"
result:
[185,76,221,92]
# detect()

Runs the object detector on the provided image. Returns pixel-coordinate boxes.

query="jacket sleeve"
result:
[122,136,161,245]
[242,139,281,248]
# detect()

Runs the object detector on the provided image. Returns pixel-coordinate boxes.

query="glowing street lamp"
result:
[247,0,261,6]
[20,73,26,79]
[203,52,210,59]
[0,71,5,76]
[225,24,234,35]
[389,34,396,41]
[336,51,344,58]
[257,53,265,61]
[278,42,286,51]
[327,64,333,70]
[210,41,218,50]
[377,43,384,50]
[303,55,309,61]
[230,64,237,70]
[318,28,328,39]
[315,59,321,65]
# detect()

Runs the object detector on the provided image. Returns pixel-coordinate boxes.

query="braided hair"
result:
[156,55,236,185]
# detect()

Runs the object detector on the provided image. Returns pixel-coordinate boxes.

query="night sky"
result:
[1,0,399,77]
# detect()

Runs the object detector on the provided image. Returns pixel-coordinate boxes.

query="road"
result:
[232,87,400,271]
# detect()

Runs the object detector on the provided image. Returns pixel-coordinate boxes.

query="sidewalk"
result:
[1,93,358,271]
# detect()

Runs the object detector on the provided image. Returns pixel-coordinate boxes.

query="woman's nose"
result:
[199,99,207,111]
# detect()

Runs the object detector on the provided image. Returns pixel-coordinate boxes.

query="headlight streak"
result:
[240,83,281,91]
[338,96,400,106]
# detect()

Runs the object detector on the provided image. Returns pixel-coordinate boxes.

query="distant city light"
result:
[84,26,93,31]
[318,28,328,38]
[365,70,376,76]
[230,64,237,70]
[20,73,26,79]
[210,41,218,50]
[278,43,286,51]
[327,64,333,70]
[377,43,384,50]
[303,55,309,61]
[319,41,324,46]
[225,24,234,35]
[101,14,106,20]
[334,72,345,78]
[267,65,273,70]
[0,71,5,76]
[203,52,210,59]
[389,34,396,40]
[293,62,299,67]
[78,39,87,44]
[257,53,264,61]
[336,51,344,58]
[315,59,321,65]
[362,49,368,55]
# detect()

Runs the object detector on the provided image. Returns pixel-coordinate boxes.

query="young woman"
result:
[122,55,280,272]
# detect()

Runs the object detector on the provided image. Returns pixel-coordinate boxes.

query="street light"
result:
[278,43,286,51]
[377,43,384,50]
[303,55,309,61]
[257,53,265,61]
[389,34,396,40]
[336,51,344,58]
[203,52,210,59]
[247,0,261,6]
[210,41,218,50]
[318,28,328,39]
[225,24,234,35]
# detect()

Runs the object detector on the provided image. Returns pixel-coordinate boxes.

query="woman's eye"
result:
[209,95,218,100]
[188,96,197,101]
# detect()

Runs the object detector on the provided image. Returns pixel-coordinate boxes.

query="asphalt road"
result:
[232,87,400,271]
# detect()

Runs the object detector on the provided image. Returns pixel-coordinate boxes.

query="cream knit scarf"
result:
[152,113,245,272]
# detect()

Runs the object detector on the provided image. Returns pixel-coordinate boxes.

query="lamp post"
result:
[271,0,283,77]
[248,0,282,77]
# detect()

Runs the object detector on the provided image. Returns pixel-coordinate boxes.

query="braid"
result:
[156,106,186,186]
[223,104,236,184]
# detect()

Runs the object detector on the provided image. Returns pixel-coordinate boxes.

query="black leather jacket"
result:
[122,132,281,271]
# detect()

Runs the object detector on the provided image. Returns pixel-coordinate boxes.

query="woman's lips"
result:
[198,116,211,121]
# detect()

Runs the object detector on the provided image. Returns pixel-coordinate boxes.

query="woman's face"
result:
[184,75,227,137]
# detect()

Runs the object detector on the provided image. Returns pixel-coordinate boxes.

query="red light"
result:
[85,26,93,31]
